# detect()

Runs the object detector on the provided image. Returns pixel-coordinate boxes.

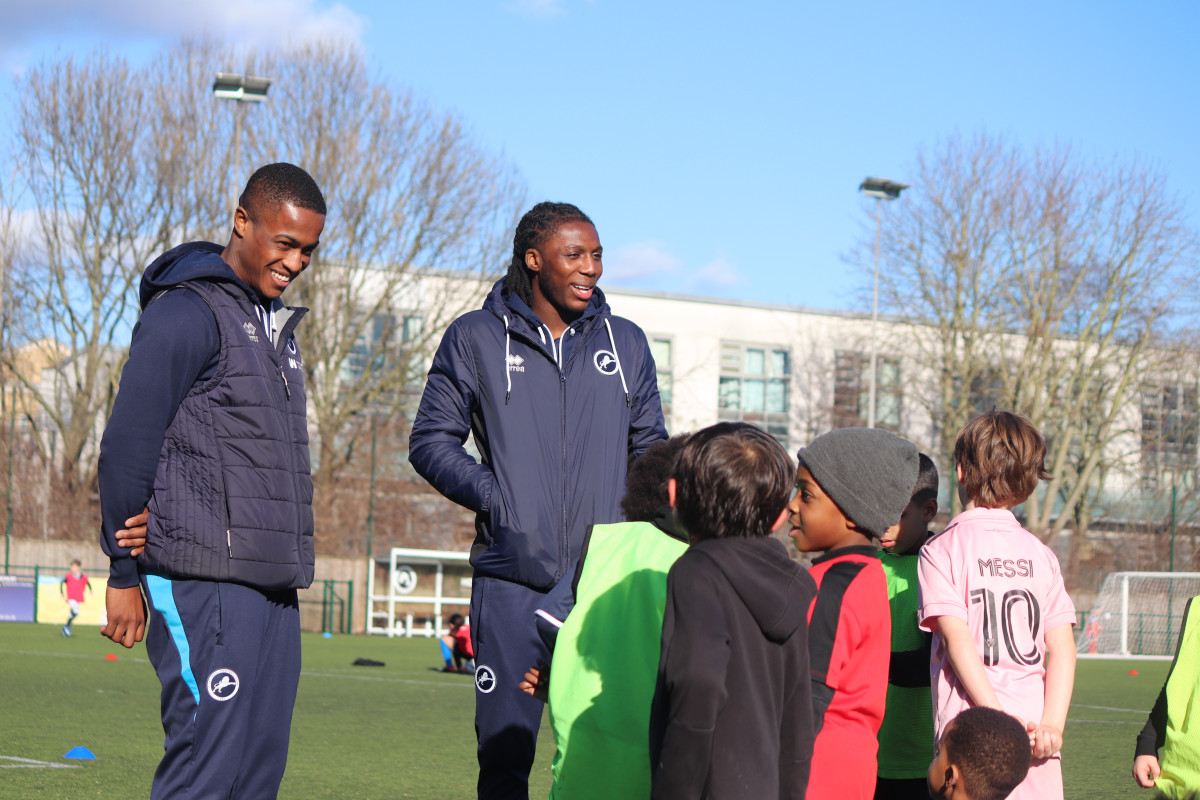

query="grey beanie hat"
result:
[797,428,919,538]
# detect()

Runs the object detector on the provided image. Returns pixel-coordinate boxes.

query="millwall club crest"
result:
[207,668,240,701]
[475,664,497,693]
[594,350,619,376]
[242,322,260,343]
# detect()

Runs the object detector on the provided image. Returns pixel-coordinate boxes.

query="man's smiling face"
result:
[228,201,324,300]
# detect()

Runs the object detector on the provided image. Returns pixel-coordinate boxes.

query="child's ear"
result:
[944,763,962,797]
[923,498,938,524]
[667,478,677,510]
[769,506,789,534]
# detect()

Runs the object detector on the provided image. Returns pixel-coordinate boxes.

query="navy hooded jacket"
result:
[99,242,313,590]
[409,279,667,590]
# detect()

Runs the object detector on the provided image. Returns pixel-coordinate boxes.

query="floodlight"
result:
[858,177,910,201]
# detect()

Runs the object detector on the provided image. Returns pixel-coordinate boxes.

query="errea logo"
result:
[506,354,525,373]
[242,322,260,343]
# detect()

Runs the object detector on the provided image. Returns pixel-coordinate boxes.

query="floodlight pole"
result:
[858,177,909,428]
[212,73,272,207]
[366,417,377,563]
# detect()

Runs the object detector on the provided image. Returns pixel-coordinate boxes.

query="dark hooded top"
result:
[408,278,667,590]
[98,242,313,590]
[649,535,818,800]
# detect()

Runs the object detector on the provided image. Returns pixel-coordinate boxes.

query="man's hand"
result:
[1133,754,1161,788]
[115,507,149,557]
[519,665,549,704]
[101,585,146,648]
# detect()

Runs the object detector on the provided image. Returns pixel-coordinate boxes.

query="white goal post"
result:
[1077,571,1200,659]
[365,548,472,637]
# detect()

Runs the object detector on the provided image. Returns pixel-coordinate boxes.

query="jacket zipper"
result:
[274,308,308,577]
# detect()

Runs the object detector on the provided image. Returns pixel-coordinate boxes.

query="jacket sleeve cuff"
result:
[107,557,139,589]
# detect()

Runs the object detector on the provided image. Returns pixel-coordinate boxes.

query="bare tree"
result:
[237,41,524,550]
[6,52,181,535]
[1,41,523,550]
[871,134,1198,555]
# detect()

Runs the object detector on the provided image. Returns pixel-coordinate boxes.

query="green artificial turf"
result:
[0,624,552,799]
[0,623,1174,799]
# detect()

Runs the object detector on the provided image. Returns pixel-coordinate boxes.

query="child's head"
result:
[882,452,939,556]
[69,559,82,575]
[622,434,691,526]
[669,422,793,542]
[787,428,918,553]
[448,613,465,631]
[955,410,1049,509]
[927,707,1031,800]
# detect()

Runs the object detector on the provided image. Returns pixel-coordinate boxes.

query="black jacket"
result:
[650,536,818,799]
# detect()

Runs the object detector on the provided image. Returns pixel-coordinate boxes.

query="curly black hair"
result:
[943,707,1031,800]
[239,162,327,220]
[503,201,593,307]
[912,452,939,505]
[620,435,691,523]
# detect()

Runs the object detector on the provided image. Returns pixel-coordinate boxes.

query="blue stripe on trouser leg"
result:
[142,574,301,800]
[470,575,552,800]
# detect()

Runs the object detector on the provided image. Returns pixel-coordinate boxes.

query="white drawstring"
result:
[542,324,562,369]
[603,319,630,406]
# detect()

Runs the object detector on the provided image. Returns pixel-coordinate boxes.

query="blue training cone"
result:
[64,747,96,760]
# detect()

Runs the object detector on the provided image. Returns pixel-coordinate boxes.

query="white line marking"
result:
[0,756,80,769]
[1072,704,1146,714]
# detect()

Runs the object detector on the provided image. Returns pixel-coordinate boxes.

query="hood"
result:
[693,536,814,643]
[481,277,609,336]
[139,241,248,310]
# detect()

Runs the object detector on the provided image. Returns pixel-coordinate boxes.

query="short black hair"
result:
[942,707,1031,800]
[448,613,465,627]
[671,422,793,541]
[621,435,690,523]
[239,162,327,220]
[504,202,593,307]
[912,452,939,505]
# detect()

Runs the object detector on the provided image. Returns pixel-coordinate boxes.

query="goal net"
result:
[1077,572,1200,658]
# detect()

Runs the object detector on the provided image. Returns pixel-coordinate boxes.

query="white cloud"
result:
[1,0,365,55]
[606,240,683,284]
[696,257,742,289]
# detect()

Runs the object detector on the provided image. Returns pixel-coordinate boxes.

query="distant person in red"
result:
[60,559,93,637]
[440,613,475,673]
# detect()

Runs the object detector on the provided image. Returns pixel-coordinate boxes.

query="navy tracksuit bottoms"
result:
[142,573,301,800]
[470,575,552,800]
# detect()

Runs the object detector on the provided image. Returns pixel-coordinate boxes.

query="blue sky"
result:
[3,1,1198,311]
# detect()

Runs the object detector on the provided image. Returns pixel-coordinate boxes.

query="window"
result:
[833,351,901,432]
[1141,383,1199,488]
[340,313,423,385]
[649,337,673,431]
[717,342,791,448]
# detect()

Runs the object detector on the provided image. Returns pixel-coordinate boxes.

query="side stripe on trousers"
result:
[144,574,200,706]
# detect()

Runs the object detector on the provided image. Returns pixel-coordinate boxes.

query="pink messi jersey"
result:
[918,508,1076,732]
[918,508,1075,798]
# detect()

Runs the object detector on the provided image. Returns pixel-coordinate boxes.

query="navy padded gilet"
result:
[139,278,315,590]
